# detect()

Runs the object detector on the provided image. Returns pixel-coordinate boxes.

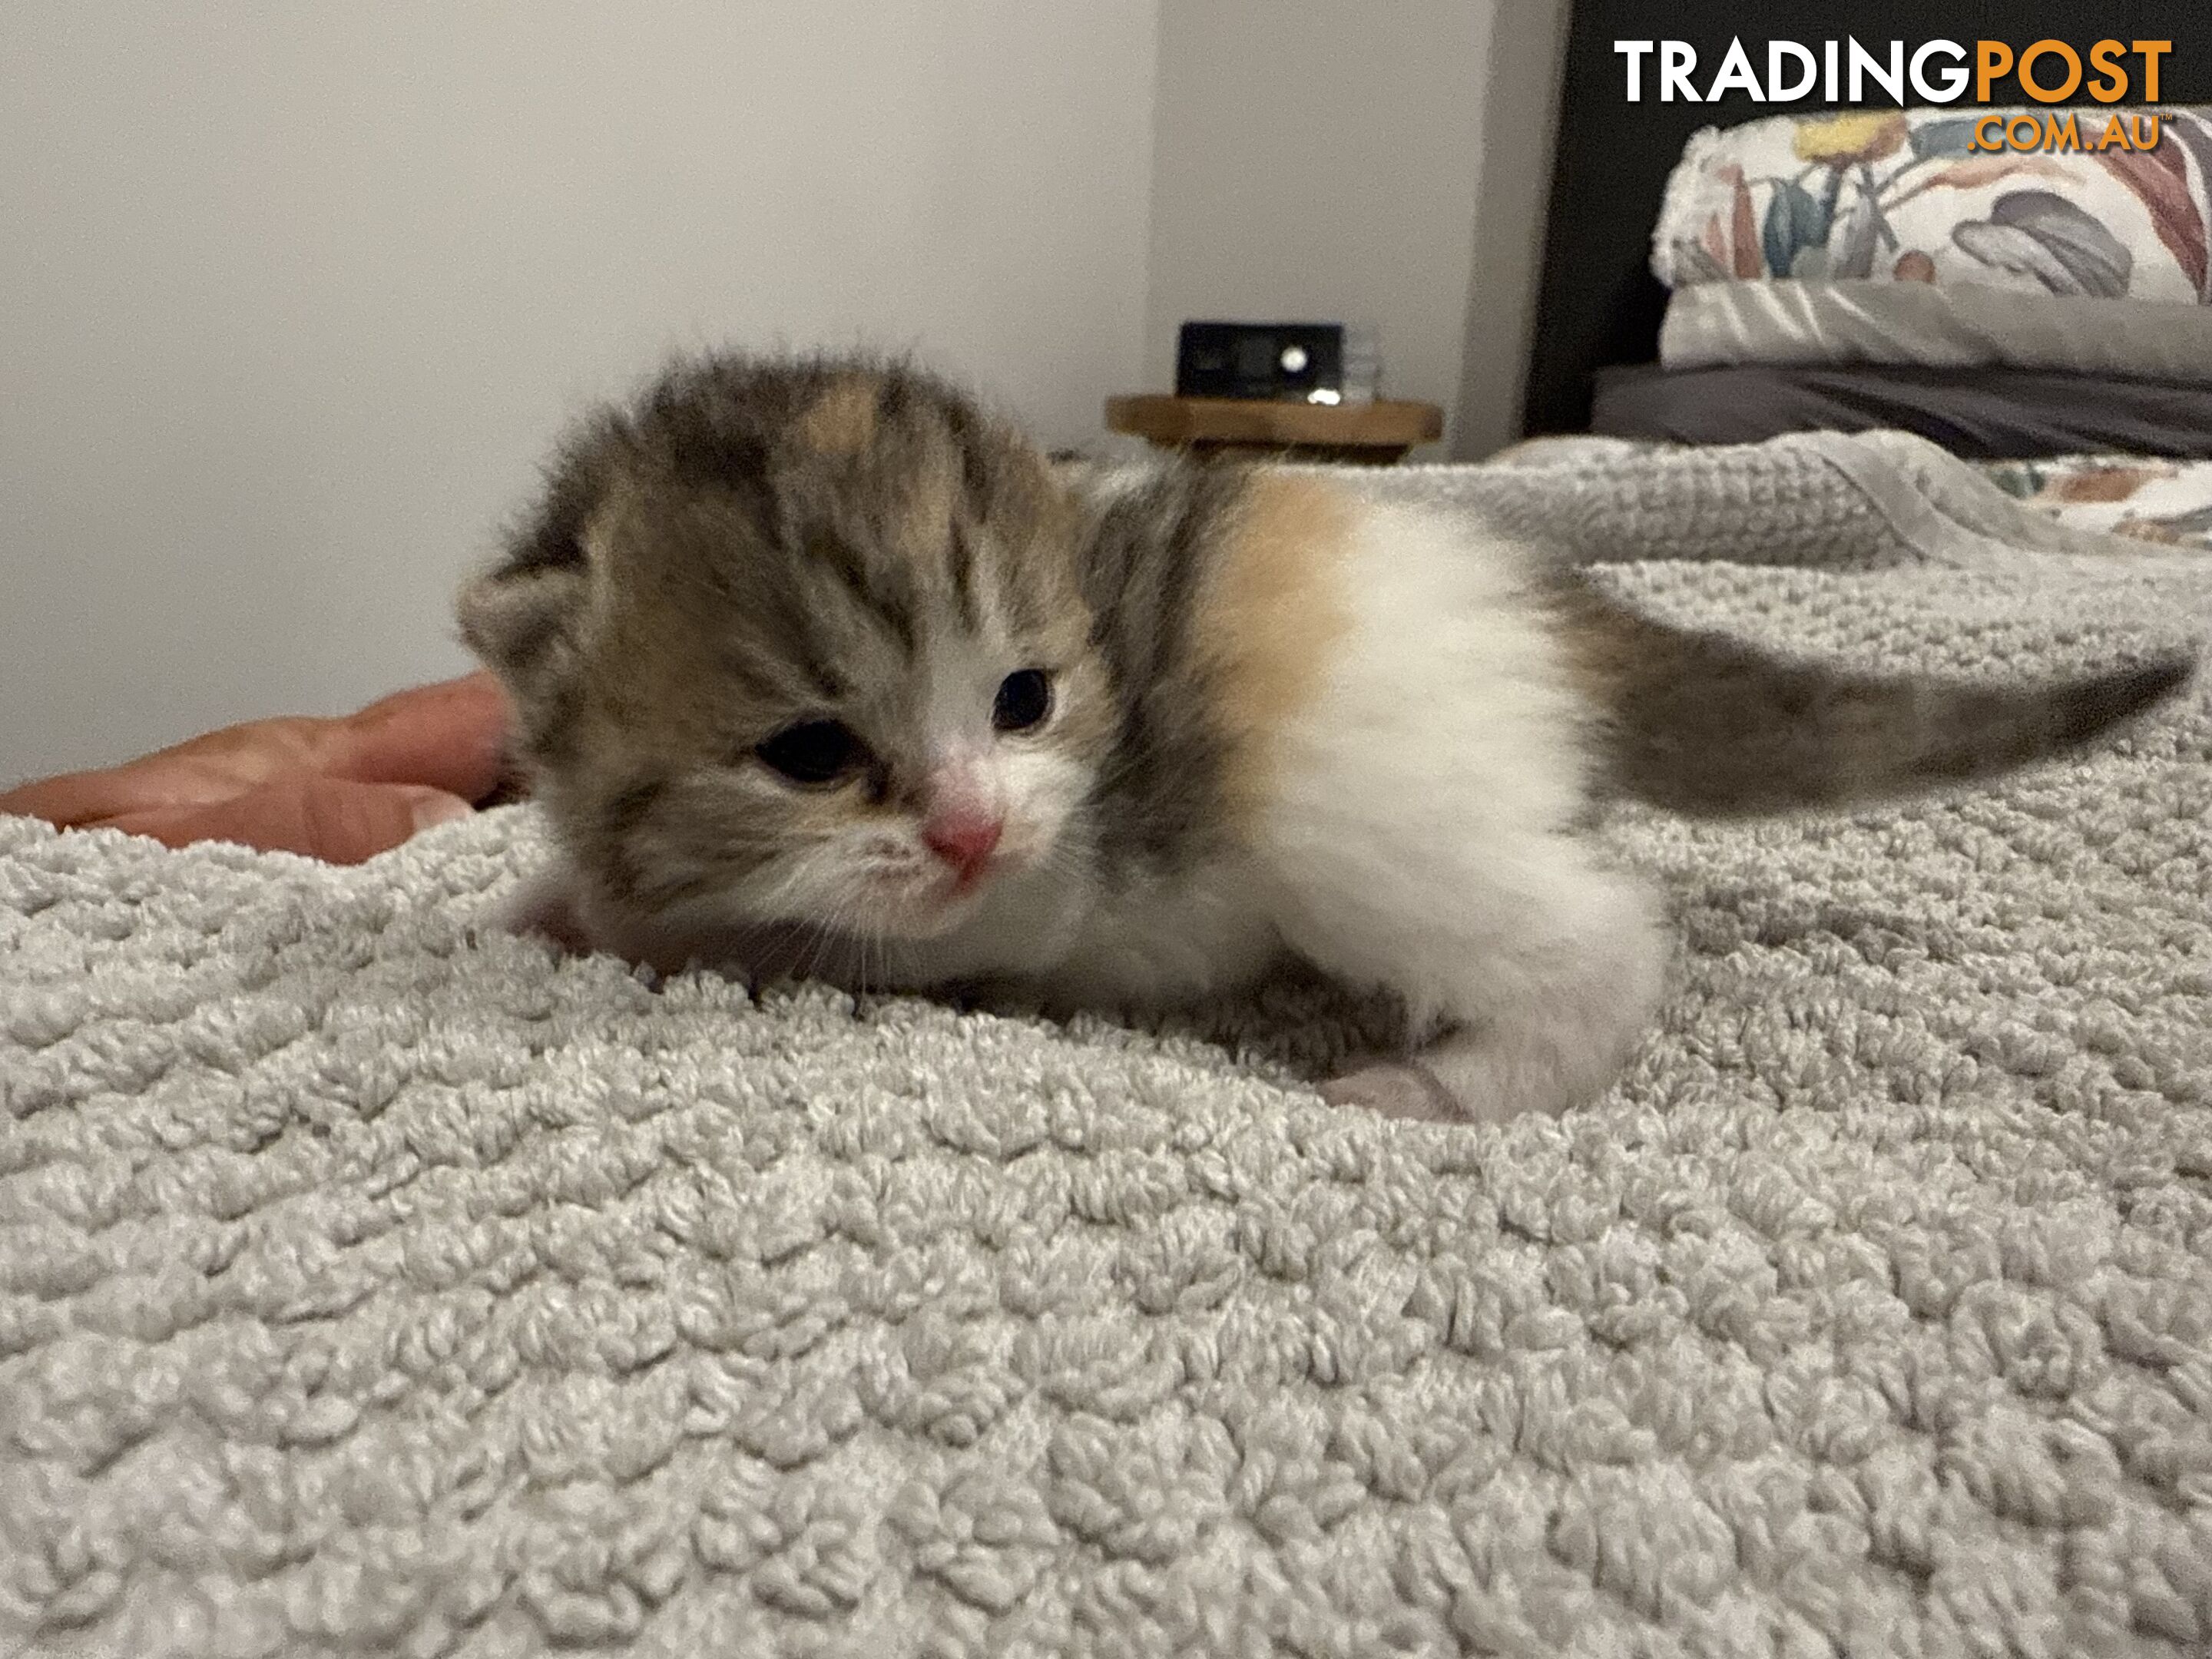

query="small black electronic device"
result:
[1175,321,1345,402]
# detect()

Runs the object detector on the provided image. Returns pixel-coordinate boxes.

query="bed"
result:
[6,429,2212,1655]
[8,32,2212,1657]
[1559,432,2212,554]
[1983,453,2212,550]
[1523,2,2212,442]
[1522,8,2212,575]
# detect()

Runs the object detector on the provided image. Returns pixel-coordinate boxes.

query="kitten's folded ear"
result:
[460,432,620,697]
[455,558,589,696]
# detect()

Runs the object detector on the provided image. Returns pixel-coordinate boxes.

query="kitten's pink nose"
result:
[923,811,1002,885]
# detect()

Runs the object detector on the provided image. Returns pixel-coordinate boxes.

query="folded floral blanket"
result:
[1648,106,2212,379]
[1654,106,2212,302]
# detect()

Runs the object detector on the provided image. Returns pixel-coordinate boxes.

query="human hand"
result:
[0,671,512,865]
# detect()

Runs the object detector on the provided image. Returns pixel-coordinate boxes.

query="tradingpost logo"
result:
[1614,38,2174,110]
[1969,111,2167,155]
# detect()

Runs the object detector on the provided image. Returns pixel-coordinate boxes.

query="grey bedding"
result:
[1591,362,2212,461]
[3,432,2210,1657]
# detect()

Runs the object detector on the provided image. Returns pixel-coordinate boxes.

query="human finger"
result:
[327,671,512,803]
[0,752,263,830]
[98,776,475,864]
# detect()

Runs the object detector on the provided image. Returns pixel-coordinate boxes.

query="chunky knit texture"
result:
[3,434,2210,1657]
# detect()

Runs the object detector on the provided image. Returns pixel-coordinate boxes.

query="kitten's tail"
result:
[1554,581,2195,817]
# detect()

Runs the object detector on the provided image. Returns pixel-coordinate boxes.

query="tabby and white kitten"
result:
[458,354,2189,1123]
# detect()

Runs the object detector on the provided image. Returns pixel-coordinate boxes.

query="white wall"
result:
[1449,0,1571,459]
[3,2,1575,786]
[0,2,1161,783]
[1142,0,1565,462]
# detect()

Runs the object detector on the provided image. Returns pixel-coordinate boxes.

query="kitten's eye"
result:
[756,720,866,785]
[992,670,1053,733]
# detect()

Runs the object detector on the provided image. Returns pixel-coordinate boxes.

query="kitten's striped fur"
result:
[459,353,2190,1123]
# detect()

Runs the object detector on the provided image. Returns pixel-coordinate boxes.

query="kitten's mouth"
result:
[885,855,1015,932]
[863,898,975,943]
[926,866,997,912]
[944,863,995,898]
[838,873,982,940]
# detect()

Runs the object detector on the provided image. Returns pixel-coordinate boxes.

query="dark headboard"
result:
[1522,2,2212,435]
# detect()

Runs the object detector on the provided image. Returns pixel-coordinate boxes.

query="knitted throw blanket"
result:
[4,433,2209,1657]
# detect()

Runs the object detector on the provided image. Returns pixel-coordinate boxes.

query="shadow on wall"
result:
[1451,0,1573,460]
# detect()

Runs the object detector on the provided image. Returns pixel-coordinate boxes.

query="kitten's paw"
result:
[1319,1061,1468,1122]
[491,872,594,955]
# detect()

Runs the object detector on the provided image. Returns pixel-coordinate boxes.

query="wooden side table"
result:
[1105,394,1443,465]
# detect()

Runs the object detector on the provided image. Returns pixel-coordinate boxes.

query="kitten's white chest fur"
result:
[962,854,1285,1010]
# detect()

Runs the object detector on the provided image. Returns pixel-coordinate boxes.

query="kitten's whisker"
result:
[798,903,849,984]
[860,922,889,1001]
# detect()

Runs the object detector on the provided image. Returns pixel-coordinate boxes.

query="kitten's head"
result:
[459,355,1113,942]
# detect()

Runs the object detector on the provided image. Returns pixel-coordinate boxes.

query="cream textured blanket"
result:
[4,435,2210,1657]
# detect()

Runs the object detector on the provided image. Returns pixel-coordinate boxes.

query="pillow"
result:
[1651,106,2212,380]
